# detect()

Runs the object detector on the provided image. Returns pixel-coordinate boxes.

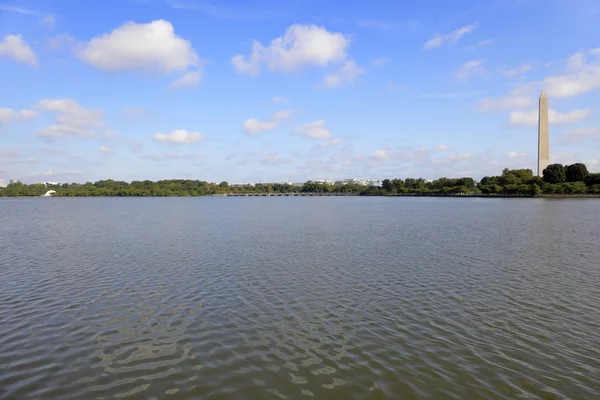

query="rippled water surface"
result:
[1,197,599,399]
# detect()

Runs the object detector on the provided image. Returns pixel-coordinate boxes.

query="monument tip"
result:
[540,90,547,98]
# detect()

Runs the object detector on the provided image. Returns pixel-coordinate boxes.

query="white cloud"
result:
[259,153,290,165]
[561,127,600,143]
[101,130,143,152]
[371,57,388,66]
[477,84,536,112]
[436,144,450,151]
[38,99,102,127]
[544,49,600,97]
[153,129,204,143]
[509,108,590,127]
[319,138,343,148]
[243,110,292,134]
[37,99,103,138]
[363,147,433,166]
[0,108,16,125]
[455,59,485,81]
[39,125,96,138]
[507,151,528,158]
[47,34,75,52]
[0,5,56,30]
[294,120,331,139]
[0,148,22,158]
[41,14,56,30]
[501,63,534,77]
[464,39,493,52]
[475,39,492,47]
[369,149,391,160]
[234,151,291,166]
[564,127,600,137]
[553,153,575,163]
[123,106,149,121]
[0,5,36,14]
[272,96,288,103]
[143,152,205,160]
[43,170,53,176]
[243,119,277,135]
[232,24,349,76]
[423,24,477,49]
[169,70,202,88]
[99,145,114,155]
[75,20,202,81]
[0,34,38,66]
[1,106,44,127]
[18,109,36,120]
[272,110,293,121]
[433,152,472,165]
[322,60,366,87]
[46,126,95,138]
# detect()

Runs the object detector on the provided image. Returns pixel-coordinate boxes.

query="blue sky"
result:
[1,0,600,184]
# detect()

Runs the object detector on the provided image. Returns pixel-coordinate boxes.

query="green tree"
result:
[501,174,521,185]
[563,181,587,194]
[404,178,416,189]
[530,184,542,196]
[587,184,600,194]
[543,164,566,184]
[456,177,475,188]
[565,163,589,182]
[584,173,600,186]
[391,179,404,190]
[527,176,544,185]
[381,179,393,192]
[502,168,534,183]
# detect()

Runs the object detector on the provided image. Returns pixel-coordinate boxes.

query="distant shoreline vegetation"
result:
[1,164,600,198]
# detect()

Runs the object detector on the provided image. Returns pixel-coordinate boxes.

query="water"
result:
[1,197,599,399]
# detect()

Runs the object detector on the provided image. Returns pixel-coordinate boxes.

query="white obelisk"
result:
[537,90,549,176]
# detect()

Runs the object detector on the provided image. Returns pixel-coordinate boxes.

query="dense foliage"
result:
[543,164,567,184]
[565,163,589,182]
[2,164,600,197]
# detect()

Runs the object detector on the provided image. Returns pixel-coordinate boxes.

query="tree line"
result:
[1,163,599,197]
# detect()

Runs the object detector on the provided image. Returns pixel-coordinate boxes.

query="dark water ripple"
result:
[1,197,599,399]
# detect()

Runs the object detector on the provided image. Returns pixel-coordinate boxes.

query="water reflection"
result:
[0,197,599,399]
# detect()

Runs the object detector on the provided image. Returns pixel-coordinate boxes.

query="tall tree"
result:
[381,179,393,192]
[543,164,566,184]
[565,163,589,182]
[584,173,600,186]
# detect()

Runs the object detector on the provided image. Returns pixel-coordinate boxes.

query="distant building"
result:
[9,179,15,184]
[42,182,60,187]
[0,179,5,188]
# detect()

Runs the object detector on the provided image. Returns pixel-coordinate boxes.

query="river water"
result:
[0,197,599,399]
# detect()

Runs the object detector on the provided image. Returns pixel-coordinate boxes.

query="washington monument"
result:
[538,90,549,176]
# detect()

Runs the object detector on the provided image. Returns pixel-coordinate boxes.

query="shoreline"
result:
[3,194,600,199]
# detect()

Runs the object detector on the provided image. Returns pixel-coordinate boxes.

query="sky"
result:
[1,0,600,184]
